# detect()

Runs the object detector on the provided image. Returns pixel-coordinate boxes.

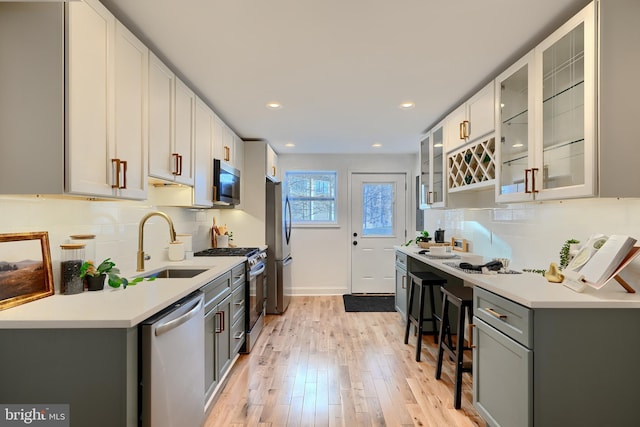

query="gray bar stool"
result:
[403,271,447,362]
[435,285,473,409]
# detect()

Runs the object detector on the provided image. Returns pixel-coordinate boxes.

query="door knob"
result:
[353,232,358,237]
[353,241,358,246]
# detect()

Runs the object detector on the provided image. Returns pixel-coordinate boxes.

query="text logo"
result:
[0,405,69,427]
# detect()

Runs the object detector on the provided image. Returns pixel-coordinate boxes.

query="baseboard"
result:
[289,286,349,296]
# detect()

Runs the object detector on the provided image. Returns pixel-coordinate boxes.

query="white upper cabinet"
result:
[193,97,214,207]
[148,53,174,182]
[173,78,195,185]
[495,52,536,203]
[66,0,115,197]
[112,21,148,199]
[213,117,243,170]
[419,123,446,208]
[67,0,148,200]
[445,82,495,153]
[496,3,595,202]
[0,0,148,199]
[266,143,279,181]
[148,54,195,185]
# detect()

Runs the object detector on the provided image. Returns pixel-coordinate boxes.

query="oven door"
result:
[245,262,266,353]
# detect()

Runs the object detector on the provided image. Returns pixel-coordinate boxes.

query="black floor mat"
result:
[342,294,396,312]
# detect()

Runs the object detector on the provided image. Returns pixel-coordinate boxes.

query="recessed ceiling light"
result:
[372,143,383,148]
[512,143,524,148]
[266,102,282,110]
[285,143,296,147]
[399,101,415,110]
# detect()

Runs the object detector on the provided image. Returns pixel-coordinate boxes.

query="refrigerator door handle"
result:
[283,256,293,266]
[284,196,292,245]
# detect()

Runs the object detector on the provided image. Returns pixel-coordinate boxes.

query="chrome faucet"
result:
[137,211,178,271]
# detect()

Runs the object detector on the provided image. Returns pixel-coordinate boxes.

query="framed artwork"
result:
[0,232,54,311]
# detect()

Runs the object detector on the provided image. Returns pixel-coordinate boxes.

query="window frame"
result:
[285,170,338,227]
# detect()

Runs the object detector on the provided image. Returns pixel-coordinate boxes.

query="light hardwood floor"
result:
[205,296,485,427]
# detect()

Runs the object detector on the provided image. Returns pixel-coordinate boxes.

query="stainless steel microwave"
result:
[213,159,240,205]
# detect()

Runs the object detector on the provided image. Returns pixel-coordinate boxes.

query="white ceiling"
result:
[100,0,590,154]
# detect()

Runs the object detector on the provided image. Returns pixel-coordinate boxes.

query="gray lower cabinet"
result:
[203,271,231,401]
[473,316,532,426]
[395,251,408,320]
[203,262,246,404]
[0,328,138,427]
[473,285,640,426]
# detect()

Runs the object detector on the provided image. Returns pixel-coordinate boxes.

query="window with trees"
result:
[285,171,337,225]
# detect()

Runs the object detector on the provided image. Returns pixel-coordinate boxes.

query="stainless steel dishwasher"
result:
[140,291,205,427]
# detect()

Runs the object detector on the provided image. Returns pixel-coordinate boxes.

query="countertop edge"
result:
[0,257,247,329]
[396,246,640,309]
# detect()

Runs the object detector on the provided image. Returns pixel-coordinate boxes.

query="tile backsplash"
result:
[3,192,640,294]
[423,197,640,271]
[0,194,214,292]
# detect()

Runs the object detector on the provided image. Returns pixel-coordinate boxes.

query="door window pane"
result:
[362,183,394,236]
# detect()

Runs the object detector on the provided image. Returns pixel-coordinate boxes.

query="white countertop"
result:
[0,256,246,329]
[397,246,640,309]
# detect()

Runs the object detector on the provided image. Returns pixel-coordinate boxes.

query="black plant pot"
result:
[86,274,106,291]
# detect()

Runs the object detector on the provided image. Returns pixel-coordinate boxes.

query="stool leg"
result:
[428,283,438,344]
[415,284,425,362]
[404,277,415,345]
[435,295,449,379]
[453,303,466,409]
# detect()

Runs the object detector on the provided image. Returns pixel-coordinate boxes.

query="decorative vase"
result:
[86,274,106,291]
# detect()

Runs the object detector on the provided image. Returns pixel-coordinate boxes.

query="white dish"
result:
[425,253,459,259]
[429,246,449,255]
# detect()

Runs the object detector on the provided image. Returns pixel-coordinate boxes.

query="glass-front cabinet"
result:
[496,2,595,202]
[419,122,446,209]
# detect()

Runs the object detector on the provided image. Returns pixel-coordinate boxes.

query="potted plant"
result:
[404,231,432,247]
[80,258,143,290]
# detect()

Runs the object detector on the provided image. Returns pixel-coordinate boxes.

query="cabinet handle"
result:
[469,323,476,348]
[111,158,121,189]
[215,311,225,333]
[120,160,127,189]
[272,165,276,177]
[234,299,245,306]
[172,153,180,175]
[459,122,465,140]
[530,167,539,193]
[234,331,245,341]
[401,274,406,289]
[524,168,532,194]
[485,307,507,320]
[224,146,230,162]
[463,120,470,138]
[178,154,183,176]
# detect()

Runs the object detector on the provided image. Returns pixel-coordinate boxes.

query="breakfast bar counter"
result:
[396,245,640,427]
[396,246,640,308]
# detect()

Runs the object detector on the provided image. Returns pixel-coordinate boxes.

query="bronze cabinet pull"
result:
[111,158,121,188]
[485,307,507,319]
[120,160,127,189]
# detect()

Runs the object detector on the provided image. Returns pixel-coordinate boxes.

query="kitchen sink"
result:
[143,268,208,279]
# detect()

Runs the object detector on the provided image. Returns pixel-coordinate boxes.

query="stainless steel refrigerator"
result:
[266,180,292,314]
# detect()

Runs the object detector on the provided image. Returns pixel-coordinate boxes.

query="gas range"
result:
[194,247,259,257]
[194,247,266,270]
